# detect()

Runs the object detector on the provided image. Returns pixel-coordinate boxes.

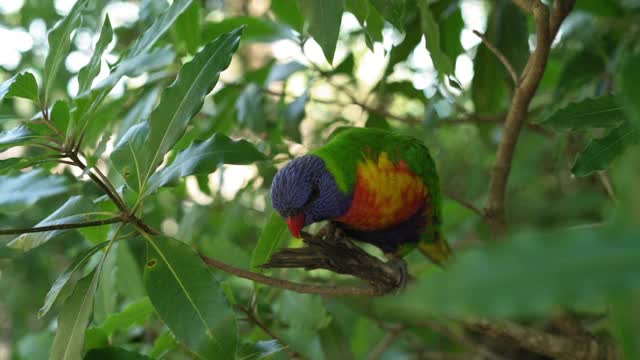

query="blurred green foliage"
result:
[1,0,639,359]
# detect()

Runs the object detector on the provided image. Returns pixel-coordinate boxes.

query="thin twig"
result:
[597,171,617,203]
[444,191,484,216]
[236,304,303,359]
[472,30,519,86]
[0,217,121,235]
[367,325,406,360]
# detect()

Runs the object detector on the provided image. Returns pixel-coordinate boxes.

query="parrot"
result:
[270,127,451,277]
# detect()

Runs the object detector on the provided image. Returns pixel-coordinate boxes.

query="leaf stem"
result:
[472,30,519,86]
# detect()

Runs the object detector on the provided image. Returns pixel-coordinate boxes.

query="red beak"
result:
[286,213,305,238]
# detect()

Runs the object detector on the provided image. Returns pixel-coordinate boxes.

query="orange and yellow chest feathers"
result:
[337,152,429,230]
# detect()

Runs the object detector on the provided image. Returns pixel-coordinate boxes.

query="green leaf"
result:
[610,298,640,360]
[0,72,40,103]
[202,16,294,43]
[0,126,34,151]
[77,15,113,94]
[619,47,640,127]
[542,95,627,130]
[369,0,405,30]
[96,297,154,336]
[300,0,344,64]
[250,212,289,272]
[319,320,355,360]
[275,291,329,330]
[116,88,161,142]
[434,1,464,65]
[146,133,265,196]
[373,225,640,319]
[281,93,308,143]
[50,270,99,360]
[128,0,193,58]
[493,0,528,75]
[417,0,453,76]
[148,331,178,359]
[39,241,109,318]
[365,113,390,130]
[112,27,244,193]
[346,0,369,25]
[143,235,237,359]
[267,61,307,84]
[175,1,201,54]
[572,121,640,177]
[7,196,103,251]
[16,331,54,360]
[272,0,305,32]
[85,347,152,360]
[89,47,175,96]
[93,243,118,324]
[0,169,67,213]
[364,5,384,50]
[115,242,146,300]
[51,100,71,135]
[43,0,90,105]
[236,84,266,132]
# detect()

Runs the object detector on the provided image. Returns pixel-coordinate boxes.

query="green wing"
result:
[313,127,450,264]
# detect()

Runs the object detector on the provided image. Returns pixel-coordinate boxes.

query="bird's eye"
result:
[304,183,320,206]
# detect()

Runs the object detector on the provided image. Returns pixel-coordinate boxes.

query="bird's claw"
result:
[386,257,409,291]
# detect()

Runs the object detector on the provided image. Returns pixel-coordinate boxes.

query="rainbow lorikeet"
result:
[270,127,451,269]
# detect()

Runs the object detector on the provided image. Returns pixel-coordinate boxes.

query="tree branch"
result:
[486,0,574,234]
[466,318,618,360]
[0,217,121,236]
[472,30,519,86]
[201,254,383,296]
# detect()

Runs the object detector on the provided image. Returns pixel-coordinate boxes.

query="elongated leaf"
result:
[7,196,104,251]
[128,0,193,58]
[282,93,308,143]
[77,15,113,94]
[85,347,152,360]
[96,297,154,336]
[275,291,329,330]
[115,241,146,300]
[250,212,289,272]
[89,47,175,95]
[542,95,627,130]
[43,0,89,104]
[346,0,369,25]
[148,331,177,358]
[267,61,307,84]
[417,1,453,76]
[50,270,99,360]
[143,235,237,359]
[0,170,67,213]
[300,0,344,64]
[370,0,405,30]
[0,126,34,151]
[572,121,640,177]
[51,100,71,134]
[39,241,109,318]
[94,243,118,324]
[146,133,265,196]
[116,88,160,142]
[619,48,640,127]
[319,320,355,360]
[112,27,244,193]
[271,0,304,32]
[0,72,39,103]
[175,1,201,54]
[202,16,294,43]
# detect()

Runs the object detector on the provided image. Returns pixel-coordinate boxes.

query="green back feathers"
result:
[312,128,442,224]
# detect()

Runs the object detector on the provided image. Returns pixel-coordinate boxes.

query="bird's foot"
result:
[386,257,409,291]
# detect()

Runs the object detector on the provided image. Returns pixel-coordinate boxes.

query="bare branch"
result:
[466,318,618,360]
[473,30,519,86]
[0,217,121,236]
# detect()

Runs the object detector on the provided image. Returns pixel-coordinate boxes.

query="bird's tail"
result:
[417,233,452,267]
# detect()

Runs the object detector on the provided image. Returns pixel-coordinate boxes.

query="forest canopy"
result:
[0,0,639,359]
